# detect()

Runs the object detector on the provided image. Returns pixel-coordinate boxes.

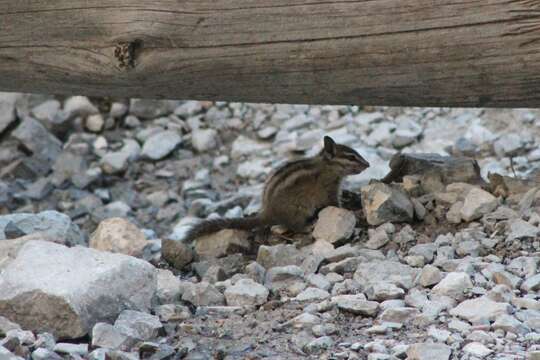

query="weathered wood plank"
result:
[1,0,540,106]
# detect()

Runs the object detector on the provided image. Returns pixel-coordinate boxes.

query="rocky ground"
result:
[0,93,540,359]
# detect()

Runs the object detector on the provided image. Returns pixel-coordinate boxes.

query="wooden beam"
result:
[1,0,540,107]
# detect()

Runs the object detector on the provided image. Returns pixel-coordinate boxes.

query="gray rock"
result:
[265,265,306,296]
[0,94,17,135]
[100,151,130,175]
[256,244,303,269]
[141,131,182,160]
[0,317,20,337]
[191,129,218,152]
[0,211,85,246]
[63,96,98,118]
[129,99,178,119]
[0,241,156,339]
[521,274,540,292]
[417,265,443,287]
[432,272,473,300]
[306,273,331,291]
[332,294,379,316]
[114,310,162,342]
[54,343,88,356]
[450,296,511,324]
[91,323,133,351]
[463,342,492,358]
[181,282,225,306]
[12,117,62,167]
[361,182,414,225]
[354,260,418,290]
[32,348,62,360]
[507,219,540,240]
[231,136,270,159]
[174,101,203,117]
[492,314,529,334]
[294,287,330,302]
[365,226,390,250]
[304,336,334,354]
[155,269,182,304]
[406,343,451,360]
[494,133,524,156]
[224,278,269,306]
[379,307,420,323]
[460,188,498,222]
[312,207,356,243]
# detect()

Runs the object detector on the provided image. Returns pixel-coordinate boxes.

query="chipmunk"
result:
[183,136,370,242]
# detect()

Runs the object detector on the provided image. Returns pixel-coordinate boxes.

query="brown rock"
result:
[89,218,147,257]
[161,239,194,270]
[194,229,250,258]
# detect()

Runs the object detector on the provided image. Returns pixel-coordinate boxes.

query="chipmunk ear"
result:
[323,136,336,158]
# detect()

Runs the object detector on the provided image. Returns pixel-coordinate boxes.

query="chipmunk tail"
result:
[182,215,267,243]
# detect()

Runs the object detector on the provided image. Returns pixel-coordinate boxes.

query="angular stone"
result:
[332,295,379,316]
[129,99,179,119]
[312,207,356,243]
[90,218,147,257]
[450,297,511,324]
[361,182,414,226]
[181,282,225,306]
[432,272,473,300]
[406,343,451,360]
[366,282,405,301]
[156,269,182,304]
[522,274,540,292]
[354,260,418,289]
[224,279,269,306]
[195,229,251,258]
[53,343,88,356]
[141,131,182,160]
[114,310,162,342]
[417,265,443,287]
[379,307,420,323]
[161,239,194,270]
[507,219,540,240]
[91,322,133,351]
[460,188,498,222]
[12,117,62,167]
[0,241,156,339]
[0,211,85,246]
[0,94,17,135]
[294,287,330,302]
[463,342,492,358]
[191,129,218,152]
[256,244,303,269]
[100,151,130,175]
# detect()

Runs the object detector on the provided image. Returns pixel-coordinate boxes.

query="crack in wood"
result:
[505,0,540,47]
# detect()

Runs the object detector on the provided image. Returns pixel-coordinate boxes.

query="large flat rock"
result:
[0,241,156,339]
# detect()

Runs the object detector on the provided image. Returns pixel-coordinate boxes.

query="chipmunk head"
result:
[321,136,370,175]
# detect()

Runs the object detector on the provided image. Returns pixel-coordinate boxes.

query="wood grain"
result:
[1,0,540,106]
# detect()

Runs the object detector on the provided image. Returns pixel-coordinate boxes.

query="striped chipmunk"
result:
[183,136,370,242]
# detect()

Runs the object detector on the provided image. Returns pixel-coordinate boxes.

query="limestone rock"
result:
[114,310,162,342]
[332,295,379,316]
[191,129,218,152]
[312,207,356,243]
[141,131,182,160]
[0,241,156,339]
[450,297,511,324]
[407,343,451,360]
[361,182,414,225]
[90,218,147,257]
[224,279,269,306]
[181,282,225,306]
[460,188,498,222]
[432,272,473,300]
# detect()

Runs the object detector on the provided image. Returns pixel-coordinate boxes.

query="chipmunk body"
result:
[183,136,370,242]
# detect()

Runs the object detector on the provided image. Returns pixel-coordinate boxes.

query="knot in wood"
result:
[114,40,142,69]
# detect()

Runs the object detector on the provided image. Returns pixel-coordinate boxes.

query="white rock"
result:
[182,281,225,306]
[0,241,156,339]
[406,343,451,360]
[354,260,419,290]
[89,217,147,257]
[156,269,182,304]
[224,278,269,306]
[507,219,540,240]
[332,294,379,316]
[463,342,492,358]
[460,188,498,222]
[91,323,132,351]
[449,296,511,324]
[64,96,98,118]
[294,287,330,302]
[231,136,270,159]
[141,131,182,160]
[417,265,443,287]
[366,282,405,301]
[191,129,218,152]
[432,272,473,299]
[521,274,540,292]
[114,310,162,341]
[313,207,356,244]
[86,114,105,132]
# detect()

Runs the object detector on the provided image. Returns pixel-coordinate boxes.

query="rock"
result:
[432,272,473,300]
[53,343,88,356]
[256,244,303,269]
[181,282,225,306]
[0,211,85,246]
[89,218,147,257]
[0,317,20,337]
[494,133,524,156]
[114,310,162,341]
[304,336,334,354]
[406,343,451,360]
[446,201,463,224]
[507,219,540,240]
[32,348,62,360]
[265,266,306,296]
[463,342,493,358]
[492,314,529,334]
[306,273,331,291]
[460,188,498,222]
[129,99,178,119]
[0,346,17,360]
[86,113,105,132]
[195,229,251,258]
[0,241,156,339]
[366,282,405,301]
[12,117,62,167]
[191,129,218,152]
[521,274,540,292]
[161,239,194,270]
[141,131,182,160]
[224,279,269,306]
[294,287,330,302]
[156,269,182,304]
[449,296,511,324]
[100,151,130,174]
[231,136,270,159]
[0,94,17,134]
[64,96,98,118]
[332,295,379,316]
[379,307,420,323]
[91,323,132,351]
[361,182,414,225]
[354,260,418,290]
[417,265,443,287]
[312,207,356,243]
[365,225,390,250]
